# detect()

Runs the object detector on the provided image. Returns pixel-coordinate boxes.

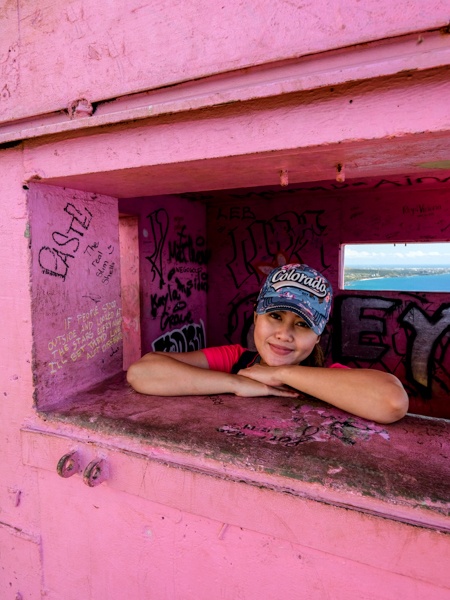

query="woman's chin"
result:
[261,354,298,367]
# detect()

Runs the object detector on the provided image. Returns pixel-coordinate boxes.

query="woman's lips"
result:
[268,343,293,356]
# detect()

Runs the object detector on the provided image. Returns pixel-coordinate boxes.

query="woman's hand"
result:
[237,364,286,389]
[233,372,299,398]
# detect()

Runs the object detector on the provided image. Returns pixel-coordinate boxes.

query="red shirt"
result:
[202,344,348,372]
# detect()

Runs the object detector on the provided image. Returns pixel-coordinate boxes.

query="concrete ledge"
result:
[24,372,450,533]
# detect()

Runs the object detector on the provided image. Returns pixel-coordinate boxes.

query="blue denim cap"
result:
[255,264,333,336]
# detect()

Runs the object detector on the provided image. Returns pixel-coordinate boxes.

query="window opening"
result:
[28,178,450,420]
[341,242,450,292]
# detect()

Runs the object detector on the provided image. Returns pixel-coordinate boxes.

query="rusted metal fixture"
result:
[56,452,81,478]
[83,459,108,487]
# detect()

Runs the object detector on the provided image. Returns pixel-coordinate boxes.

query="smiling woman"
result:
[127,263,409,424]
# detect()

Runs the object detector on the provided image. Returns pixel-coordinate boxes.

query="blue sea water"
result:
[345,272,450,292]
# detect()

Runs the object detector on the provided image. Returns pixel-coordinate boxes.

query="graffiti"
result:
[400,303,450,390]
[167,267,208,295]
[334,296,450,397]
[84,241,115,284]
[216,206,256,220]
[226,210,326,289]
[217,405,389,448]
[181,175,450,203]
[337,297,401,362]
[220,209,329,344]
[46,301,122,373]
[38,202,93,281]
[152,320,206,352]
[144,208,169,289]
[150,268,208,332]
[150,284,193,332]
[143,208,209,338]
[402,204,442,217]
[168,225,210,265]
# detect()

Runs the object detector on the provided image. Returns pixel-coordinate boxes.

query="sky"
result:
[344,242,450,267]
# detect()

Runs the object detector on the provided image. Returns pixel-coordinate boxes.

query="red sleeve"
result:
[330,363,350,369]
[201,345,246,373]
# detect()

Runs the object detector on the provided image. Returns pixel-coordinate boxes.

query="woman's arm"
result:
[126,351,299,398]
[238,364,409,424]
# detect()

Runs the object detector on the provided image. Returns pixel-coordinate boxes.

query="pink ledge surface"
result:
[38,372,450,531]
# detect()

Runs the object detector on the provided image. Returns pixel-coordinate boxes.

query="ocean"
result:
[345,272,450,292]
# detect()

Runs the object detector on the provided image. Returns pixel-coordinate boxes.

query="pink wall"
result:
[0,148,42,598]
[1,3,450,599]
[2,0,449,124]
[29,183,123,410]
[119,215,141,370]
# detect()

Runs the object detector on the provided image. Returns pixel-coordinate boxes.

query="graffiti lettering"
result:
[152,320,206,352]
[400,304,450,389]
[145,208,169,289]
[150,285,193,331]
[144,210,208,342]
[168,226,210,265]
[38,247,74,281]
[38,202,93,281]
[337,297,400,361]
[335,296,450,397]
[46,302,122,374]
[168,268,208,296]
[402,204,442,217]
[216,206,256,220]
[217,406,389,448]
[226,211,326,289]
[85,241,115,284]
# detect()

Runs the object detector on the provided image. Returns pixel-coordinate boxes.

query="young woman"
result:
[127,264,409,424]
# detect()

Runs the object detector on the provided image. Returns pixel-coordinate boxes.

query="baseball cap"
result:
[255,264,333,336]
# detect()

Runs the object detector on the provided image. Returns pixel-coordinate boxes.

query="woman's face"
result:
[253,311,320,367]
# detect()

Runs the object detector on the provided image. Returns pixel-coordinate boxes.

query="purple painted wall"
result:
[120,196,208,354]
[29,183,123,410]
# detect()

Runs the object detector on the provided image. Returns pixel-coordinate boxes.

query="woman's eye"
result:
[296,321,309,328]
[269,312,282,320]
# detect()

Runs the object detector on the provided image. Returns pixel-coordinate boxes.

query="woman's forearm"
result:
[126,353,236,396]
[127,353,300,398]
[278,365,409,423]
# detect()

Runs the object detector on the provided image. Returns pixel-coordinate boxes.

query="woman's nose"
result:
[275,323,293,340]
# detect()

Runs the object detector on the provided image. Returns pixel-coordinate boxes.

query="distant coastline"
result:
[344,267,450,291]
[345,266,450,282]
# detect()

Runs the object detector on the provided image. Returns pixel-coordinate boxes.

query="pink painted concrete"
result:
[2,0,449,125]
[21,70,450,198]
[1,3,450,599]
[27,461,450,600]
[119,215,141,370]
[28,183,123,410]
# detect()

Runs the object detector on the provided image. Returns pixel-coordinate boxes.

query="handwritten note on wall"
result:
[28,183,122,409]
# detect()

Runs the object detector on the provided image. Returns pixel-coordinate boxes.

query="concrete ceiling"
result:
[42,131,450,199]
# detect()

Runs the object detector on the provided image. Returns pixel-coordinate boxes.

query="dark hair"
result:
[301,343,325,367]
